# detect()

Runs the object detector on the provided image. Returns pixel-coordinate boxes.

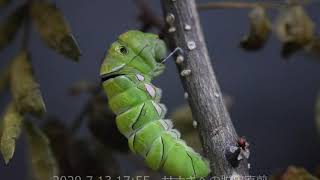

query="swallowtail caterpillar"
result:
[100,30,210,178]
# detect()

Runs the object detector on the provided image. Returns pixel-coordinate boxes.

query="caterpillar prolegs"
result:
[100,30,210,178]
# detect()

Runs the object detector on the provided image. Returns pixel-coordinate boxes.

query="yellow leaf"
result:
[275,5,315,57]
[31,1,81,61]
[0,103,23,164]
[0,5,26,51]
[241,6,271,51]
[10,51,46,116]
[25,121,59,180]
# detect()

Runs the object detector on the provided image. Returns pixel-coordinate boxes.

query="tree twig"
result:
[161,0,249,177]
[134,0,164,32]
[197,1,314,11]
[197,2,279,10]
[70,103,89,134]
[22,1,31,50]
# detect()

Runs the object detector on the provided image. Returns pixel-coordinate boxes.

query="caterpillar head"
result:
[100,30,167,81]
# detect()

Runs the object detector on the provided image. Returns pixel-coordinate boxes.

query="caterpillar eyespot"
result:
[100,30,210,178]
[119,46,128,55]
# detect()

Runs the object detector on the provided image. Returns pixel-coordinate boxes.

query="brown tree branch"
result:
[161,0,249,177]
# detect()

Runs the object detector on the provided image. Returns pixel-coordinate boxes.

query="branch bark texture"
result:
[161,0,249,177]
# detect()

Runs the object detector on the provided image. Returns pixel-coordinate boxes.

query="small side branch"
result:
[197,1,314,11]
[22,16,30,50]
[134,0,164,32]
[161,0,249,177]
[22,1,31,50]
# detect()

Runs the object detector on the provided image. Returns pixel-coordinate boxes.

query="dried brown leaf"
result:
[281,41,305,58]
[315,93,320,136]
[31,1,81,61]
[134,0,164,32]
[25,121,59,180]
[169,104,202,152]
[305,36,320,58]
[170,104,193,132]
[0,0,10,7]
[316,166,320,179]
[87,93,128,152]
[170,96,233,152]
[42,119,73,176]
[0,5,26,51]
[68,81,99,96]
[241,6,271,50]
[0,103,23,164]
[10,51,46,115]
[0,118,3,141]
[170,95,233,133]
[0,66,10,94]
[271,166,318,180]
[275,5,315,58]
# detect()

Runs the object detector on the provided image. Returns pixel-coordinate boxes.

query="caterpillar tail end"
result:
[163,149,211,179]
[149,134,211,179]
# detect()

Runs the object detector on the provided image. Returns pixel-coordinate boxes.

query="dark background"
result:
[1,0,320,179]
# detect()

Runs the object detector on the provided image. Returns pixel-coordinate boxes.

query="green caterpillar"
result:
[100,30,210,178]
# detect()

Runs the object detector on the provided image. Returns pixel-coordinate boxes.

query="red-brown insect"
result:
[238,137,249,150]
[237,137,250,160]
[226,137,250,167]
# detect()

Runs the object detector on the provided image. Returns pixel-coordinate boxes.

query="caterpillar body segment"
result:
[100,30,210,178]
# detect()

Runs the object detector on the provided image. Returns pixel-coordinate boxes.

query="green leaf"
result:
[240,6,271,51]
[31,1,81,61]
[10,51,46,116]
[0,103,23,164]
[25,121,59,180]
[275,5,315,58]
[0,5,26,51]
